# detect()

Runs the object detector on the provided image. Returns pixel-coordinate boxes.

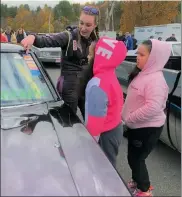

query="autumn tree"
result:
[54,16,70,32]
[12,5,35,32]
[120,1,180,33]
[6,17,14,29]
[36,5,54,33]
[113,1,123,32]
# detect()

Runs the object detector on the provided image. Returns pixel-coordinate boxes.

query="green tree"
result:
[72,3,81,20]
[54,0,74,22]
[24,4,30,11]
[7,6,18,18]
[36,6,41,13]
[178,2,181,12]
[1,4,8,17]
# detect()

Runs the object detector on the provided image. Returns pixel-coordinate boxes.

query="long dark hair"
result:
[128,40,152,83]
[89,41,97,66]
[90,25,99,41]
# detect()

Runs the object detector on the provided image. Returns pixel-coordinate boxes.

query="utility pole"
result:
[49,11,51,33]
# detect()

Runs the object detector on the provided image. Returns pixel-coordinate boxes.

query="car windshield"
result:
[172,44,181,56]
[1,53,54,107]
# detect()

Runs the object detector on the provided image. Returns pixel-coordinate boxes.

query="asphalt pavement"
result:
[44,63,181,196]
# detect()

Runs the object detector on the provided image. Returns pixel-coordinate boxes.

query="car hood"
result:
[1,101,131,196]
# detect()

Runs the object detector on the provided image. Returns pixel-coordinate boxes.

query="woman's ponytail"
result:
[90,26,99,41]
[94,26,99,40]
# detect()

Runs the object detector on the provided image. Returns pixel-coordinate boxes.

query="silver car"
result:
[32,33,61,65]
[1,43,131,196]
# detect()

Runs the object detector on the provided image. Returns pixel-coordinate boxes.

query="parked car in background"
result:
[1,43,131,196]
[31,33,61,65]
[116,44,181,152]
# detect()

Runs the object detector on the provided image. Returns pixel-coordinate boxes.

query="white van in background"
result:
[99,31,116,39]
[134,23,181,44]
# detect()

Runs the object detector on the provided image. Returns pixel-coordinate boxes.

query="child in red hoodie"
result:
[85,37,127,167]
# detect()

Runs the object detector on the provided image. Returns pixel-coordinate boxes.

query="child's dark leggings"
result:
[127,126,163,192]
[98,123,123,168]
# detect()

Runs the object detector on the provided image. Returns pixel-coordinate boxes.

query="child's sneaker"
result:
[127,179,137,193]
[133,186,154,197]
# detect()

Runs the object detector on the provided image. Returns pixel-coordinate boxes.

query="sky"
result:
[1,0,99,9]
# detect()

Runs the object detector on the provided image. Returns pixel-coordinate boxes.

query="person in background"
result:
[10,30,17,43]
[125,32,133,50]
[16,28,26,43]
[23,28,27,37]
[21,6,100,119]
[116,33,120,40]
[3,26,17,43]
[85,37,127,167]
[122,39,171,197]
[120,34,126,43]
[116,33,126,43]
[1,28,8,42]
[158,37,162,41]
[4,26,12,42]
[166,33,177,41]
[132,34,137,50]
[149,36,154,39]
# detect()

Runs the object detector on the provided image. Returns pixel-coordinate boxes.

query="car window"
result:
[1,53,54,107]
[172,44,181,56]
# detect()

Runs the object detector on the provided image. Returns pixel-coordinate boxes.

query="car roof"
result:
[127,41,181,56]
[166,41,181,45]
[1,43,24,52]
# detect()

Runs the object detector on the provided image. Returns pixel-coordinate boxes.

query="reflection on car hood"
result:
[1,101,131,196]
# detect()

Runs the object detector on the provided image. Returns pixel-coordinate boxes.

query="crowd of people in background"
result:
[116,32,137,50]
[1,25,178,50]
[0,26,27,43]
[116,32,178,51]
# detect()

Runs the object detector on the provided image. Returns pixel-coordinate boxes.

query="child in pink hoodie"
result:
[85,37,127,167]
[122,39,171,197]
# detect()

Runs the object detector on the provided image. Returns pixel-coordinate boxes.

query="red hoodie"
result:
[0,34,8,42]
[85,37,127,137]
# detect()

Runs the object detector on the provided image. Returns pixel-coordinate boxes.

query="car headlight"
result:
[41,52,51,57]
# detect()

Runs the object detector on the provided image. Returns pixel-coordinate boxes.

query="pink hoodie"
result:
[85,37,127,137]
[122,39,171,129]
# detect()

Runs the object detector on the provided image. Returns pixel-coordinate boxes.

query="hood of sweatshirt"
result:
[93,36,127,75]
[141,39,171,75]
